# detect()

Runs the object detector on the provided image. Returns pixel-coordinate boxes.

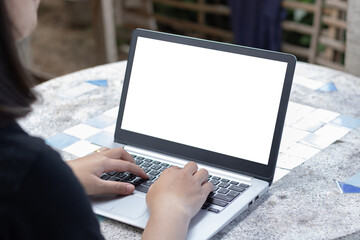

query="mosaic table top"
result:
[20,61,360,240]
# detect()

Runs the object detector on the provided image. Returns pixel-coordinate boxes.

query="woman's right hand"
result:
[142,161,213,240]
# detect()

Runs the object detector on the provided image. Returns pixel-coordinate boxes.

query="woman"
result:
[0,1,213,239]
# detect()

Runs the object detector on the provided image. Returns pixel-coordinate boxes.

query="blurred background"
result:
[21,0,357,83]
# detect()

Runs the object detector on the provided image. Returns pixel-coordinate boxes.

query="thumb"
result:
[99,180,135,195]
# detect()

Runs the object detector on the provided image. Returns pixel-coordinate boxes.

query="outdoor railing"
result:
[116,0,348,71]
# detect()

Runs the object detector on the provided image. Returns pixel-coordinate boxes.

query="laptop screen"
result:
[121,36,288,166]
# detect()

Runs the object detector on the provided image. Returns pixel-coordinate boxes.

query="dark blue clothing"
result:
[0,122,104,240]
[228,0,285,51]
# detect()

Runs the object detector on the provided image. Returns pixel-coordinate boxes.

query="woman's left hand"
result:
[66,147,148,196]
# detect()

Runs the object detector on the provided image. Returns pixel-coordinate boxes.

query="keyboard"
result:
[100,154,250,213]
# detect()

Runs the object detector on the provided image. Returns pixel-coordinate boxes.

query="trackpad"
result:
[110,195,148,219]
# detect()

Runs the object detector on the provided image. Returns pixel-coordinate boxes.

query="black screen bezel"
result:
[115,29,296,185]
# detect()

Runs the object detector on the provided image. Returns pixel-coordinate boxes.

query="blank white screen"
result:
[122,37,287,165]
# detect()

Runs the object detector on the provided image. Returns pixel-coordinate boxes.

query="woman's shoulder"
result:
[0,121,62,197]
[0,121,49,156]
[0,121,58,163]
[0,122,104,239]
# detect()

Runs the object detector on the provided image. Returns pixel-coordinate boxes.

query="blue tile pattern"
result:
[335,180,360,194]
[317,82,337,92]
[345,172,360,188]
[85,115,116,129]
[46,133,80,149]
[332,115,360,129]
[86,131,115,148]
[86,79,108,87]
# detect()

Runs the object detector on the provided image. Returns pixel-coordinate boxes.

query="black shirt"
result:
[0,121,104,239]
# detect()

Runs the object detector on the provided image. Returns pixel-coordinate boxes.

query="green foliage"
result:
[283,0,315,48]
[153,0,230,34]
[154,3,197,22]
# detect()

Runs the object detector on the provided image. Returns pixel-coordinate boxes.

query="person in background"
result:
[228,0,285,51]
[0,1,213,239]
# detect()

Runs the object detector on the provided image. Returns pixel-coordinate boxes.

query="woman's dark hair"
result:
[0,1,37,126]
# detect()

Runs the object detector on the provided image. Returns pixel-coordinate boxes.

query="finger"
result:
[193,168,209,184]
[99,181,135,195]
[182,161,198,175]
[104,159,148,179]
[201,181,214,196]
[103,148,135,163]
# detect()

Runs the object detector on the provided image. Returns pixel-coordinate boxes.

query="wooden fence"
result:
[115,0,348,71]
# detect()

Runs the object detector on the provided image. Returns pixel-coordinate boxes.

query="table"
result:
[19,61,360,239]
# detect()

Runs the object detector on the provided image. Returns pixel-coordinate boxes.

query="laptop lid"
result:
[115,29,296,185]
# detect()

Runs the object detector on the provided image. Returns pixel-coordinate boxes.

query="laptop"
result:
[91,28,296,239]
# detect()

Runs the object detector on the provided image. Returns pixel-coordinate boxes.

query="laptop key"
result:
[100,174,111,180]
[131,154,137,158]
[209,180,220,185]
[160,163,169,167]
[201,203,210,210]
[142,162,152,168]
[133,178,145,185]
[135,160,143,165]
[107,171,117,176]
[148,170,160,176]
[230,181,239,185]
[218,182,230,188]
[229,185,246,192]
[227,191,240,198]
[136,156,145,160]
[220,178,230,183]
[143,181,154,187]
[115,172,126,179]
[206,197,228,207]
[218,188,229,194]
[144,158,153,162]
[148,175,157,181]
[152,161,161,165]
[212,176,221,180]
[122,176,134,182]
[136,185,149,193]
[109,176,121,181]
[239,183,250,188]
[151,165,162,170]
[208,208,220,213]
[214,194,236,202]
